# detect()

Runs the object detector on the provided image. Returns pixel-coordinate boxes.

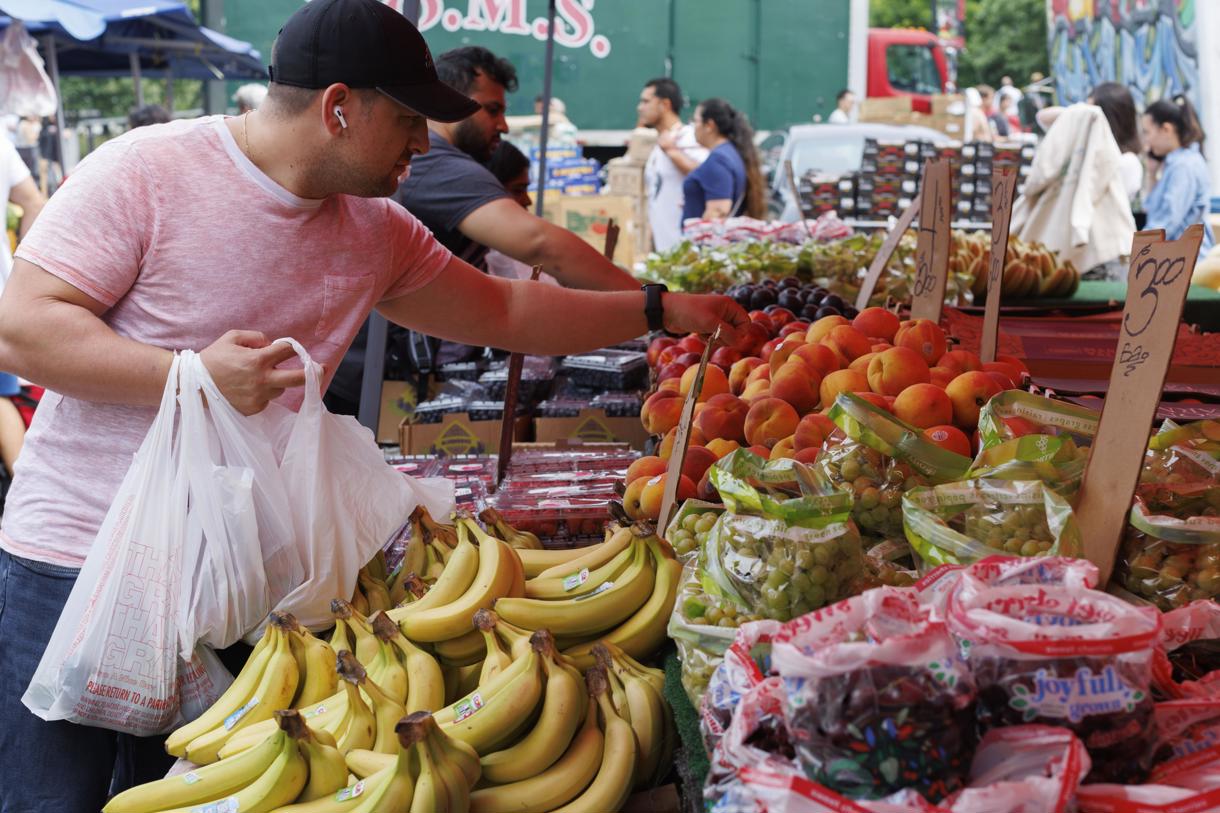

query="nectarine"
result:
[852,307,901,341]
[892,383,954,429]
[924,424,973,457]
[866,346,931,396]
[695,393,749,443]
[680,363,730,402]
[793,413,836,450]
[894,319,948,366]
[770,360,823,414]
[806,314,849,344]
[819,369,870,411]
[626,455,668,484]
[642,390,684,435]
[744,398,801,448]
[945,371,1003,429]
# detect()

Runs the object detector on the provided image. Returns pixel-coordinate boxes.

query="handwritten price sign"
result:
[1076,226,1203,582]
[980,168,1019,363]
[910,159,953,322]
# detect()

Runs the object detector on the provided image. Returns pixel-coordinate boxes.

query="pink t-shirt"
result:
[1,116,452,567]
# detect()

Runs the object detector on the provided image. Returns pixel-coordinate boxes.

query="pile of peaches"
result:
[622,306,1029,520]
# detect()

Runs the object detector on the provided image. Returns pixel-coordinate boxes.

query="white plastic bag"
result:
[22,354,233,735]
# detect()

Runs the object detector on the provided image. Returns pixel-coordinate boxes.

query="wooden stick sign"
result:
[784,160,815,241]
[603,217,620,262]
[1076,226,1203,583]
[495,265,546,487]
[909,159,953,323]
[855,197,922,310]
[656,326,723,534]
[979,167,1019,363]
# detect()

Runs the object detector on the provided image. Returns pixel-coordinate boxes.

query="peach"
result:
[680,363,730,402]
[997,354,1030,376]
[768,338,806,375]
[870,342,893,353]
[779,322,810,339]
[760,338,783,362]
[658,378,681,395]
[748,310,772,328]
[746,444,773,459]
[793,413,837,450]
[678,335,706,355]
[866,346,931,397]
[729,357,765,395]
[822,325,873,361]
[1002,417,1041,438]
[928,366,956,388]
[770,360,823,414]
[806,314,849,344]
[710,347,743,371]
[740,381,771,402]
[674,352,702,368]
[792,343,844,377]
[648,336,678,367]
[656,361,688,383]
[658,425,706,460]
[894,319,948,365]
[656,344,684,368]
[622,476,650,520]
[983,360,1024,385]
[681,445,720,483]
[734,321,771,357]
[892,383,954,429]
[744,398,801,448]
[793,446,822,465]
[639,473,696,520]
[696,468,719,502]
[937,349,983,376]
[770,435,797,460]
[945,371,1004,429]
[985,370,1016,391]
[853,391,895,413]
[768,308,796,328]
[819,369,870,410]
[849,352,879,373]
[641,390,684,435]
[626,455,668,484]
[924,424,973,457]
[705,438,741,459]
[695,393,749,443]
[852,307,901,341]
[746,364,772,385]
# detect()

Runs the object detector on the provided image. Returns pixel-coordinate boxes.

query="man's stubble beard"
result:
[453,118,496,162]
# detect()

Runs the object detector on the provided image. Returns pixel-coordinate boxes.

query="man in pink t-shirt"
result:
[0,1,746,807]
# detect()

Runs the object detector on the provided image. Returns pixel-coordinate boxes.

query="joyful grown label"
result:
[1009,665,1144,723]
[453,692,485,723]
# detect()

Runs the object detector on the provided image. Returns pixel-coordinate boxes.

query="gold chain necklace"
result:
[242,112,252,161]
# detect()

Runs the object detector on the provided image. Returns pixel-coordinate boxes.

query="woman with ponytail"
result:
[681,97,766,226]
[1142,95,1214,256]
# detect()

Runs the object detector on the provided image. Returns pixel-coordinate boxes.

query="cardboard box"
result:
[399,412,531,456]
[378,380,423,444]
[559,194,639,267]
[607,162,646,197]
[534,407,651,450]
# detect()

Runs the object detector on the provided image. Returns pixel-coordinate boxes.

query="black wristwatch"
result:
[642,283,668,332]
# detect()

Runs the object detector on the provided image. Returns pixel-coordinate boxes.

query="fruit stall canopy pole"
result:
[533,0,557,219]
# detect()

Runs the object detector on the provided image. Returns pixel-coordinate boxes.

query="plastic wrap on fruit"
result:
[828,394,972,486]
[668,561,752,706]
[704,677,799,812]
[1152,698,1220,769]
[946,567,1162,783]
[813,431,925,544]
[701,619,782,756]
[1154,600,1220,699]
[772,587,977,802]
[1114,487,1220,611]
[1144,419,1220,487]
[942,726,1090,813]
[902,479,1082,570]
[1077,730,1220,812]
[665,499,725,562]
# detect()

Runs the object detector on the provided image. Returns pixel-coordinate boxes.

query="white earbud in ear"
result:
[334,105,348,129]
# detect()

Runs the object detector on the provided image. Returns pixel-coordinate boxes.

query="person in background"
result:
[1142,95,1215,257]
[483,141,559,286]
[976,85,1009,138]
[638,77,707,252]
[998,75,1023,109]
[999,93,1022,135]
[1089,83,1143,208]
[828,89,855,124]
[233,83,268,114]
[127,104,170,130]
[1019,72,1050,134]
[683,97,766,225]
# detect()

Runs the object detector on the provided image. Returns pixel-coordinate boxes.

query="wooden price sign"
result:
[603,217,620,262]
[495,265,546,487]
[656,326,722,534]
[909,159,953,323]
[855,197,922,310]
[784,160,815,241]
[979,167,1019,363]
[1076,225,1203,582]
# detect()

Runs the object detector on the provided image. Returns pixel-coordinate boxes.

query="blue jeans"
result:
[0,549,176,812]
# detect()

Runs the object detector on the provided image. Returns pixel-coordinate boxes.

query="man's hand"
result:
[200,331,309,416]
[661,293,748,347]
[657,129,679,152]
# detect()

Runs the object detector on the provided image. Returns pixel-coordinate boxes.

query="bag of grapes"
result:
[669,560,756,706]
[1113,485,1220,611]
[1145,419,1220,487]
[828,393,973,485]
[773,587,977,802]
[946,564,1162,783]
[970,391,1099,496]
[702,619,783,755]
[942,726,1090,813]
[665,499,725,561]
[902,479,1082,569]
[1155,600,1220,698]
[704,450,864,623]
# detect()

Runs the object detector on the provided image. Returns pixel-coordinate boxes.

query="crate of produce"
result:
[561,349,649,391]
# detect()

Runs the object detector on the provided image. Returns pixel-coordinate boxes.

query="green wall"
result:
[223,0,850,130]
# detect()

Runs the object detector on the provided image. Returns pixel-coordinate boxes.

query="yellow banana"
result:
[418,506,459,548]
[435,725,481,789]
[329,616,354,655]
[490,615,534,660]
[480,631,586,785]
[278,710,350,802]
[419,713,473,813]
[480,506,543,550]
[373,623,446,714]
[164,623,276,757]
[350,580,372,616]
[516,546,596,579]
[474,609,513,685]
[268,770,389,813]
[367,614,409,705]
[281,615,339,709]
[504,536,527,598]
[359,571,393,614]
[164,718,308,813]
[563,536,683,669]
[599,641,665,694]
[601,647,664,789]
[494,542,655,637]
[408,731,449,813]
[433,626,486,667]
[425,544,447,581]
[344,747,393,779]
[387,533,479,623]
[452,663,483,705]
[333,652,378,754]
[340,721,421,813]
[332,600,381,668]
[550,667,637,813]
[217,679,349,760]
[436,648,544,753]
[104,728,287,813]
[399,519,517,643]
[185,625,300,765]
[524,537,639,600]
[533,525,632,580]
[469,695,603,813]
[348,652,408,756]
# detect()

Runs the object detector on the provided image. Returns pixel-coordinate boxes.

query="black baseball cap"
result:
[269,0,480,123]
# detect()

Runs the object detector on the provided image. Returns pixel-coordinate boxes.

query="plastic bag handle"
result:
[270,337,323,413]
